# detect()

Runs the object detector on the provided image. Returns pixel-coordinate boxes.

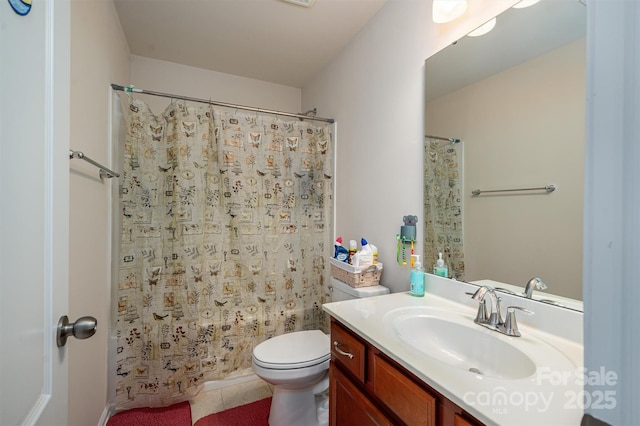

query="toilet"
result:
[252,278,389,426]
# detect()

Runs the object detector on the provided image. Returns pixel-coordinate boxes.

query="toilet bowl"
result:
[252,279,389,425]
[252,330,330,426]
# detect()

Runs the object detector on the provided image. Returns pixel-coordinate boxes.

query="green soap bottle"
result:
[433,252,448,278]
[409,255,425,297]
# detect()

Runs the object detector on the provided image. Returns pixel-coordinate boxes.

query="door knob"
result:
[56,315,97,347]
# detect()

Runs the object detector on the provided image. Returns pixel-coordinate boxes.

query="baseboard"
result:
[202,373,260,392]
[97,403,112,426]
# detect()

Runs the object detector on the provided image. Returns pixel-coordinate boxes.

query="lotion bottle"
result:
[409,255,425,297]
[433,252,448,278]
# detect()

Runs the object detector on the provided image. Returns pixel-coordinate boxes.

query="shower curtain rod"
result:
[425,134,461,144]
[111,84,335,123]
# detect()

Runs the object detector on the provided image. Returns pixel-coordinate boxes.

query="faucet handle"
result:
[507,306,534,315]
[502,306,534,337]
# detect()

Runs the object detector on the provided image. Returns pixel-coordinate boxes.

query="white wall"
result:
[426,39,585,299]
[583,1,640,424]
[130,55,302,115]
[69,1,130,424]
[303,0,516,293]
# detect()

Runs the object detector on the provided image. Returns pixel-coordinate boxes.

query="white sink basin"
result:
[385,307,537,380]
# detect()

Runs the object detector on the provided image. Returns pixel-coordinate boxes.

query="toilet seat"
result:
[253,330,330,370]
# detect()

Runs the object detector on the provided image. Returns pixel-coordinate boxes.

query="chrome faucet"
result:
[471,286,503,327]
[469,286,534,337]
[523,277,547,298]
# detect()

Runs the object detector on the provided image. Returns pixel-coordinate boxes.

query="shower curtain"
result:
[115,97,334,409]
[423,138,464,280]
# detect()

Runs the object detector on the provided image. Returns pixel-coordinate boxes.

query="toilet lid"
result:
[253,330,330,369]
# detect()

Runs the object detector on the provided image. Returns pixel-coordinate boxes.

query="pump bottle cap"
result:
[436,252,445,268]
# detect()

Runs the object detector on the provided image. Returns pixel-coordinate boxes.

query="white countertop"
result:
[323,280,584,426]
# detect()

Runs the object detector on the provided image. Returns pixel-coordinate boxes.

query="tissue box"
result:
[329,257,383,288]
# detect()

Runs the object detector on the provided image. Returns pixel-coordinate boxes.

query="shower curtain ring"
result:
[124,85,133,101]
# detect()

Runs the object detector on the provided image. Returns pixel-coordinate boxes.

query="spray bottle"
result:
[348,240,358,264]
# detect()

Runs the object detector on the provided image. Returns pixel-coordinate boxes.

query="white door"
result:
[1,0,70,424]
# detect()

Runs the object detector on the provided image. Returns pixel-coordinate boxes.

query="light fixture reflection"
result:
[512,0,541,9]
[432,0,468,24]
[467,17,496,37]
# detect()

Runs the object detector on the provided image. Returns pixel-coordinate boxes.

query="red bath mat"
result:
[106,401,192,426]
[194,397,271,426]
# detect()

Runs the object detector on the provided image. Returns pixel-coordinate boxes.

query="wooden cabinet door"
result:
[330,363,392,426]
[372,354,437,426]
[453,413,481,426]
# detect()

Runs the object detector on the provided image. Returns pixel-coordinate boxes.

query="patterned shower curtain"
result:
[115,97,334,409]
[423,138,465,280]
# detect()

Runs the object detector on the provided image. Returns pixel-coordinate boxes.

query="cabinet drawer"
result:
[373,354,436,426]
[331,321,366,383]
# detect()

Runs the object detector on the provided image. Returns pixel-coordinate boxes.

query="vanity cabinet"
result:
[330,318,483,426]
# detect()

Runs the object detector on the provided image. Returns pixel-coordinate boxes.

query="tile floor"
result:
[190,377,273,424]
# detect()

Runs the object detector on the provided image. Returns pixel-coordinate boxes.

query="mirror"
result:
[424,0,586,310]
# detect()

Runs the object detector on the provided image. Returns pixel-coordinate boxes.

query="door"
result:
[1,0,70,424]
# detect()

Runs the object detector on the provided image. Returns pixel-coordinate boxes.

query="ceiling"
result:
[425,0,586,101]
[113,0,388,88]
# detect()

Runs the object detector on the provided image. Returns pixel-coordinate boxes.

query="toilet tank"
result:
[330,277,390,302]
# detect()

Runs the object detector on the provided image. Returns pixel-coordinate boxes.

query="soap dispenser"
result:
[409,255,425,297]
[433,252,448,278]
